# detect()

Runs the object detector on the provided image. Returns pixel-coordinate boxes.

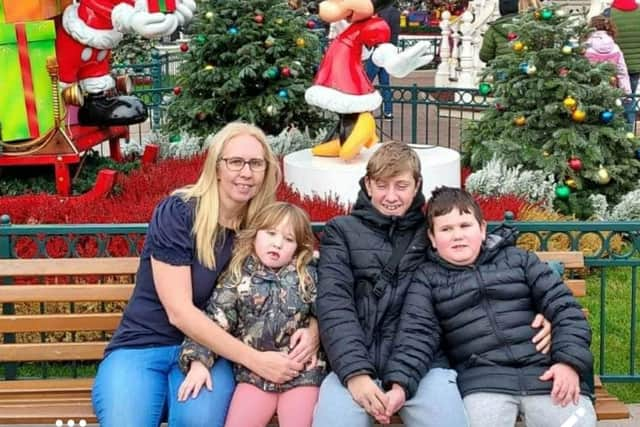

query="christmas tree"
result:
[463,3,640,218]
[164,0,328,138]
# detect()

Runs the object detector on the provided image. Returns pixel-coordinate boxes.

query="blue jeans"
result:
[365,59,392,115]
[624,72,639,130]
[312,369,469,427]
[92,345,235,427]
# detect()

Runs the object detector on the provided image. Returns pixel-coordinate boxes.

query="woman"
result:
[92,122,319,427]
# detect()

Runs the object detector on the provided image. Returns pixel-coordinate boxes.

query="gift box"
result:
[0,20,56,142]
[148,0,177,13]
[0,1,72,24]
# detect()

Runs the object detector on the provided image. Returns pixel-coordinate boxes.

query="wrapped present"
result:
[148,0,177,13]
[0,20,56,142]
[0,1,72,24]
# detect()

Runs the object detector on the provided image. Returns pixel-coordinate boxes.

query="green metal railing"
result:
[2,215,640,384]
[112,41,640,147]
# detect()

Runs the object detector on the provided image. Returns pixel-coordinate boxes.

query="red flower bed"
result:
[0,157,531,225]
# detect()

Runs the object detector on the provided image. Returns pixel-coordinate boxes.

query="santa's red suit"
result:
[305,16,390,114]
[57,0,131,93]
[55,0,195,125]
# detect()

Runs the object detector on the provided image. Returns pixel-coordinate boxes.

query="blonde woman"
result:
[92,123,320,427]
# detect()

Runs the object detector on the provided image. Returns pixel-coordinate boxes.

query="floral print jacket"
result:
[179,256,326,391]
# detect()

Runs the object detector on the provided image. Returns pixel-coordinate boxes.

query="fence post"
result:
[150,50,163,129]
[0,215,17,380]
[411,84,418,145]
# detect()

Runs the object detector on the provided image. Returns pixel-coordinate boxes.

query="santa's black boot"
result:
[78,93,148,126]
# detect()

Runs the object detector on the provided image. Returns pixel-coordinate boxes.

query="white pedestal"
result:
[283,144,461,206]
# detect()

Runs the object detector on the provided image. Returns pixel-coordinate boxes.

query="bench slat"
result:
[0,313,122,333]
[0,402,97,424]
[566,279,586,297]
[0,342,107,362]
[0,257,139,277]
[0,284,133,303]
[534,251,584,268]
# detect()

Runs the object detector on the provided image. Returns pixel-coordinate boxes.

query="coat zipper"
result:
[474,268,527,395]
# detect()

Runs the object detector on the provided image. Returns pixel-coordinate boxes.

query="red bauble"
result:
[507,32,518,41]
[281,67,291,77]
[568,157,582,171]
[306,19,316,29]
[179,43,189,52]
[558,67,569,77]
[173,86,182,95]
[254,14,264,23]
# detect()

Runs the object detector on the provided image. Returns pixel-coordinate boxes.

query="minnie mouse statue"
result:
[305,0,433,160]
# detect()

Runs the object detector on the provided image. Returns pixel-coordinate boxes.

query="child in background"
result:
[585,15,632,94]
[387,187,596,427]
[178,202,326,427]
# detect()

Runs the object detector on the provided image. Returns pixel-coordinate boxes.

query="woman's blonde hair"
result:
[173,122,281,270]
[227,202,316,302]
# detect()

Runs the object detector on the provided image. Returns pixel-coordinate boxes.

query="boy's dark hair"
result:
[426,186,484,232]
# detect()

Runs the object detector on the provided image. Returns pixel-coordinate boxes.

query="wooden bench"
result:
[0,252,630,424]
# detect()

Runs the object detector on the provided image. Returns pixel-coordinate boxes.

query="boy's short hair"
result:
[426,186,484,232]
[366,141,421,182]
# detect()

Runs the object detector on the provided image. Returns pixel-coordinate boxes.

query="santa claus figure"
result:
[57,0,196,126]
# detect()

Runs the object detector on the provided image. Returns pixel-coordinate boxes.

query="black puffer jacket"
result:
[387,225,593,398]
[316,180,447,399]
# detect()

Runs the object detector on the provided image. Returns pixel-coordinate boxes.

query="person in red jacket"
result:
[56,0,195,126]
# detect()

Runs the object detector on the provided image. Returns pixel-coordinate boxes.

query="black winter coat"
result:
[316,180,447,399]
[386,226,593,398]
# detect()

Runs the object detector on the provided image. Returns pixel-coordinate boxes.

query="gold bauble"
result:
[513,41,524,52]
[565,178,577,189]
[563,96,577,111]
[514,116,526,126]
[597,167,611,184]
[296,37,305,47]
[571,109,586,122]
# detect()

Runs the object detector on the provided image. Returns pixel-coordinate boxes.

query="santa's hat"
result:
[611,0,638,11]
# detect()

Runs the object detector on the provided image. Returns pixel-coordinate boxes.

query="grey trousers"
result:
[312,368,469,427]
[463,392,596,427]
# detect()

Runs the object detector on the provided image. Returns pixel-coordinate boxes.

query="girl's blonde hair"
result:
[227,202,316,302]
[173,122,281,270]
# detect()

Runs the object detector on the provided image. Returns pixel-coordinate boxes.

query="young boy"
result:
[385,186,596,427]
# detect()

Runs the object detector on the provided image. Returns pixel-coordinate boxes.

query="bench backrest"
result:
[0,252,585,364]
[0,257,138,363]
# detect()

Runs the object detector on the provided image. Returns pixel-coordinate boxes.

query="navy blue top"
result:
[106,195,235,353]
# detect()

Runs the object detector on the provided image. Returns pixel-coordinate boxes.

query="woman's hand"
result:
[288,318,320,364]
[249,350,305,384]
[177,361,212,401]
[531,313,552,354]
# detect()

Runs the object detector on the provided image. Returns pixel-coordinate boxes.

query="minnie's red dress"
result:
[305,16,390,114]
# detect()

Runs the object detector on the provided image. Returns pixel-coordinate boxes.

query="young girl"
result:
[585,15,632,94]
[177,202,326,427]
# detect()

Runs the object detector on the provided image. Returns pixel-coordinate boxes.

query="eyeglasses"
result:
[219,157,267,172]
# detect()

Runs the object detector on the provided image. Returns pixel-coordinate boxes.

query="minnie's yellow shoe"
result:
[339,112,376,161]
[311,139,341,157]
